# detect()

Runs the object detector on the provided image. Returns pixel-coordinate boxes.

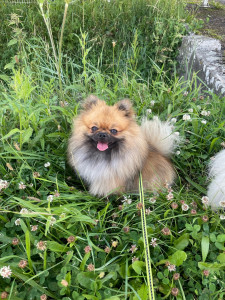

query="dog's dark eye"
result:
[91,126,98,132]
[110,129,118,135]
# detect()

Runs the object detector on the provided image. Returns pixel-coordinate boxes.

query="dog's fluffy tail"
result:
[141,117,180,156]
[207,149,225,210]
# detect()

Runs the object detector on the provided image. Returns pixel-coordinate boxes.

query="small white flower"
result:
[145,208,152,215]
[44,162,51,168]
[219,201,225,208]
[166,193,174,201]
[188,108,193,113]
[122,196,132,205]
[150,100,155,106]
[201,196,209,205]
[31,225,38,231]
[201,110,208,116]
[15,218,21,226]
[146,109,152,114]
[20,208,29,214]
[183,91,188,96]
[182,204,189,211]
[174,131,180,136]
[19,182,26,189]
[171,118,177,123]
[129,244,138,253]
[168,264,176,272]
[132,256,139,263]
[220,215,225,220]
[207,111,211,116]
[50,216,56,226]
[150,238,158,247]
[149,197,156,204]
[176,151,180,155]
[0,179,9,191]
[47,195,54,202]
[0,266,12,278]
[201,120,207,124]
[183,114,191,121]
[60,213,66,219]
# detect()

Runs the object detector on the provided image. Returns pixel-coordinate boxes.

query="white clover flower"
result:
[122,196,132,205]
[183,114,191,121]
[19,182,26,190]
[201,196,209,205]
[201,110,208,116]
[182,204,189,211]
[146,109,152,114]
[0,179,9,191]
[183,91,188,96]
[176,151,180,155]
[166,193,174,201]
[219,201,225,208]
[149,197,156,204]
[188,108,193,113]
[0,266,12,278]
[20,208,29,214]
[207,111,211,116]
[220,215,225,220]
[168,264,176,272]
[174,131,180,136]
[171,118,177,123]
[201,120,207,124]
[129,244,138,253]
[31,225,38,231]
[150,238,158,247]
[150,100,155,106]
[47,195,54,202]
[15,218,21,226]
[44,162,51,168]
[145,208,152,215]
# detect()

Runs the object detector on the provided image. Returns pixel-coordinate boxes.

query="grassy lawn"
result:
[0,1,224,299]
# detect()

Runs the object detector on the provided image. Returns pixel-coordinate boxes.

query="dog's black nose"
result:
[98,132,108,139]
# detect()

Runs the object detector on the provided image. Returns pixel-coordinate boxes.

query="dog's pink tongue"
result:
[97,142,108,151]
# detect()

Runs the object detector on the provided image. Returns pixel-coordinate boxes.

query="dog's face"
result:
[76,95,139,156]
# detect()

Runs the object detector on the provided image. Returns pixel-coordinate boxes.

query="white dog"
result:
[207,149,225,210]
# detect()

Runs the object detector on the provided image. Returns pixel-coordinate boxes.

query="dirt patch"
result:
[186,2,225,52]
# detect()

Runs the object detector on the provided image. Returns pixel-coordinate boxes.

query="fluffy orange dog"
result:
[68,95,178,196]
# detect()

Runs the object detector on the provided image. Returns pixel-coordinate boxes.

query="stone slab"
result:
[178,34,225,97]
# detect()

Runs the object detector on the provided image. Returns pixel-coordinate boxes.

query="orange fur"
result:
[68,95,176,196]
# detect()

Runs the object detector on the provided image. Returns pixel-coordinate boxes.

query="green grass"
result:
[0,1,225,299]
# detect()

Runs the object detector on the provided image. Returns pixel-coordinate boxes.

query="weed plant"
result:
[0,0,187,80]
[0,1,225,300]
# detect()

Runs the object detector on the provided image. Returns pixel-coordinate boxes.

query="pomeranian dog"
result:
[207,149,225,210]
[68,95,179,197]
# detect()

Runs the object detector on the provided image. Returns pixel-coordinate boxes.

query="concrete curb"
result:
[178,34,225,97]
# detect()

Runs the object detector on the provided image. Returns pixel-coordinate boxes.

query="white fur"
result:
[141,117,180,156]
[207,149,225,210]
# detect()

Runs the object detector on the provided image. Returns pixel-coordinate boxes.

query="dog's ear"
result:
[82,95,100,111]
[116,99,134,117]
